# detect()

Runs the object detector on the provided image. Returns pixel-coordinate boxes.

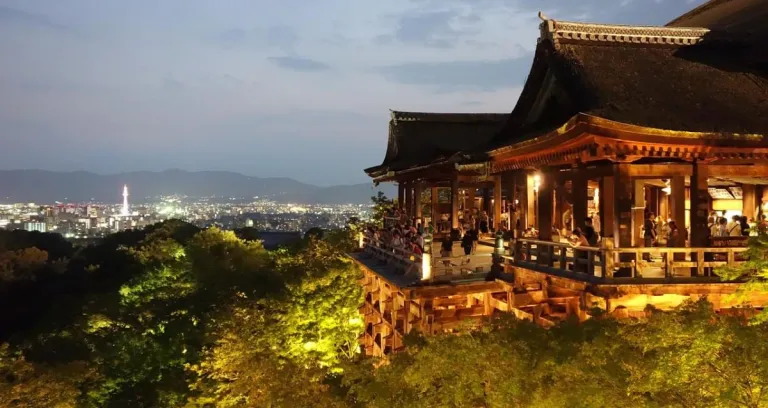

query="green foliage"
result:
[9,219,768,408]
[370,191,395,227]
[718,223,768,322]
[0,247,49,282]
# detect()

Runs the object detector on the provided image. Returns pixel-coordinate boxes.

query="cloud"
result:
[378,56,532,92]
[0,5,70,32]
[391,10,468,48]
[267,56,330,72]
[210,25,299,51]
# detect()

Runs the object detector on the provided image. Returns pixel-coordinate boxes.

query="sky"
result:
[0,0,706,186]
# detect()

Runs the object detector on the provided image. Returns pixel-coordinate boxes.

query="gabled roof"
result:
[364,111,507,177]
[667,0,768,40]
[486,14,768,152]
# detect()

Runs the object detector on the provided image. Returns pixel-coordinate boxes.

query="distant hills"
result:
[0,170,396,205]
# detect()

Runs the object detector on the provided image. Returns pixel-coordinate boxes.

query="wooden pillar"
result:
[467,187,476,212]
[431,187,439,230]
[572,168,588,230]
[413,183,423,226]
[632,179,646,247]
[517,172,528,235]
[493,176,502,231]
[648,186,659,217]
[398,183,405,210]
[670,176,686,230]
[503,172,517,230]
[450,177,459,229]
[527,173,537,229]
[555,182,566,230]
[482,188,491,214]
[538,170,554,241]
[600,175,615,238]
[404,182,413,224]
[743,184,757,220]
[690,163,710,247]
[613,164,632,248]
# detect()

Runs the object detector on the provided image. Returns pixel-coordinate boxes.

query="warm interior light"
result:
[662,179,671,194]
[594,187,600,208]
[533,174,541,192]
[421,252,432,281]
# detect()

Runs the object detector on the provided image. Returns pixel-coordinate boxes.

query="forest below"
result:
[2,219,768,408]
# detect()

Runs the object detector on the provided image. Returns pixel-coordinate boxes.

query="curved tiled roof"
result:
[364,111,508,177]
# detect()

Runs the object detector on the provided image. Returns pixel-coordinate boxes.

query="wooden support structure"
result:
[670,176,686,229]
[632,179,646,247]
[451,177,459,229]
[493,175,502,231]
[404,182,413,223]
[431,187,439,230]
[526,172,536,230]
[613,164,632,249]
[571,167,588,230]
[413,183,423,227]
[600,176,615,238]
[538,170,554,242]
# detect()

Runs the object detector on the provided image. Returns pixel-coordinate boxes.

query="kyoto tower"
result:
[121,185,130,216]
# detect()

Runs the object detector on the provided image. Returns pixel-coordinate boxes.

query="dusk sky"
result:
[0,0,704,185]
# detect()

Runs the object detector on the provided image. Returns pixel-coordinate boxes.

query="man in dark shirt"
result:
[583,217,598,246]
[643,212,656,260]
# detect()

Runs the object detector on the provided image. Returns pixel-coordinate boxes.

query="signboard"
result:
[710,236,748,247]
[708,188,734,200]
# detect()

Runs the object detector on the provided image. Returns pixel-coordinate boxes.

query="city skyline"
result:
[0,0,705,185]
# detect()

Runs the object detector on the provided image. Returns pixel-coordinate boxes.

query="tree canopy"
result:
[2,221,768,407]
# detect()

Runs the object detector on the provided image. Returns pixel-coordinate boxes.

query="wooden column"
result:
[517,172,528,234]
[555,182,566,230]
[600,175,615,238]
[467,187,476,212]
[572,168,588,230]
[404,182,413,223]
[398,183,405,210]
[670,176,686,230]
[743,184,757,220]
[613,164,632,248]
[431,187,439,230]
[527,173,537,229]
[493,175,502,231]
[538,170,554,241]
[503,172,517,229]
[482,188,491,214]
[413,183,423,226]
[450,177,459,229]
[690,163,710,247]
[632,179,646,247]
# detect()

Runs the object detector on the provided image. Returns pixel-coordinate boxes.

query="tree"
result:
[370,192,395,227]
[0,343,97,408]
[718,223,768,322]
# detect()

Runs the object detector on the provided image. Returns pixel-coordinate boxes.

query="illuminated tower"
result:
[121,185,130,216]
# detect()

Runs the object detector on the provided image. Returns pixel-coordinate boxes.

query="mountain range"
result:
[0,170,395,204]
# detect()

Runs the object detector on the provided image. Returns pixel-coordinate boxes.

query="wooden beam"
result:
[628,164,692,177]
[708,165,768,178]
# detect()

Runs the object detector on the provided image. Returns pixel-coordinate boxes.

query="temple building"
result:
[354,0,768,357]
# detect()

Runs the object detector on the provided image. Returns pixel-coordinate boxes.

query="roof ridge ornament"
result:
[539,16,710,47]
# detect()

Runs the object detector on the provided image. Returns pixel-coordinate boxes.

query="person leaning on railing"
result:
[569,228,590,273]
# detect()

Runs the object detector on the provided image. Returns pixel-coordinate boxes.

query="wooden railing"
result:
[511,238,748,282]
[361,233,493,280]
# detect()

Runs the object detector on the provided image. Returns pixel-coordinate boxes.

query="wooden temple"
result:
[354,0,768,357]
